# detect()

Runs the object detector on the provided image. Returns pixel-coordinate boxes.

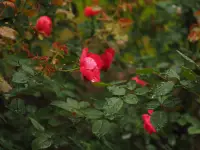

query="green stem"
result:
[91,17,95,37]
[58,67,79,72]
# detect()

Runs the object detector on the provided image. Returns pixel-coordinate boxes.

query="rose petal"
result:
[148,109,154,115]
[87,53,103,69]
[36,16,52,37]
[132,76,148,86]
[83,57,97,70]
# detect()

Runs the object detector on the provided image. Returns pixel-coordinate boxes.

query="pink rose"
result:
[80,48,103,82]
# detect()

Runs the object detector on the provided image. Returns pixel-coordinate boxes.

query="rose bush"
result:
[0,0,200,150]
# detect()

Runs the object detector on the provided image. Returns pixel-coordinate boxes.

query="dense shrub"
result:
[0,0,200,150]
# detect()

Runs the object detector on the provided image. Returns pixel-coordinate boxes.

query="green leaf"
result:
[108,86,126,96]
[126,80,136,90]
[140,6,156,22]
[26,105,37,114]
[136,68,154,74]
[135,87,149,95]
[79,101,90,109]
[48,118,64,127]
[184,115,200,126]
[180,80,194,88]
[163,98,181,108]
[32,135,52,150]
[157,62,170,69]
[177,116,187,126]
[165,69,180,80]
[66,98,79,110]
[104,97,123,116]
[5,55,20,66]
[51,101,70,111]
[51,99,79,112]
[22,65,34,75]
[156,1,175,14]
[1,6,15,18]
[188,126,200,135]
[92,120,111,137]
[158,95,169,104]
[146,101,160,109]
[9,98,25,114]
[146,145,157,150]
[124,94,138,104]
[84,109,103,119]
[151,111,167,131]
[12,71,29,83]
[169,112,180,122]
[29,117,45,132]
[152,81,174,97]
[15,0,21,7]
[181,66,196,81]
[110,80,127,85]
[177,50,199,67]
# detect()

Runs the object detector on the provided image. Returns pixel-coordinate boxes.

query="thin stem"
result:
[153,71,168,81]
[91,17,95,37]
[58,67,79,72]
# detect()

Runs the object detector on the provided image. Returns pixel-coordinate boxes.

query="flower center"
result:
[84,57,97,70]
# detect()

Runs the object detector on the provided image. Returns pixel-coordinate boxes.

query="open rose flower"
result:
[80,48,103,82]
[142,110,156,134]
[101,48,115,70]
[36,16,52,37]
[84,6,101,17]
[132,76,148,86]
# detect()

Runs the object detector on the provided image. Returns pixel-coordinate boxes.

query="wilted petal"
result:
[132,76,148,86]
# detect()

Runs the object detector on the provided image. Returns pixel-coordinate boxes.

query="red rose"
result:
[36,16,52,37]
[142,110,156,134]
[101,48,115,71]
[84,6,100,17]
[80,48,103,82]
[132,76,148,86]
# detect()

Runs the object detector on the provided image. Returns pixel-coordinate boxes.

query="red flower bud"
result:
[84,6,100,17]
[36,16,52,37]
